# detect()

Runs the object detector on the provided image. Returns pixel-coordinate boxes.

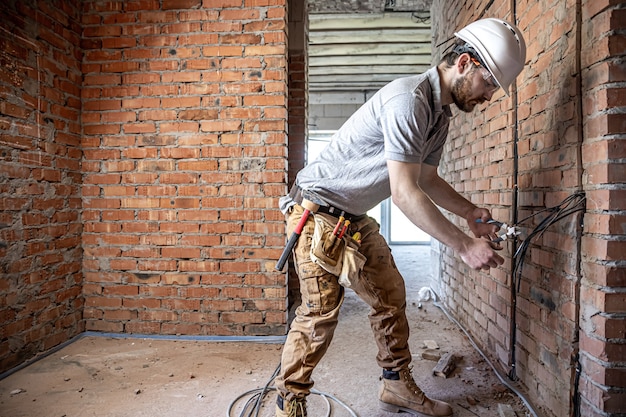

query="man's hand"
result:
[387,161,505,270]
[459,238,505,270]
[466,207,498,239]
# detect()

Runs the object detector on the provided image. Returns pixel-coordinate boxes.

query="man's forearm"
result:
[392,186,472,253]
[420,174,477,220]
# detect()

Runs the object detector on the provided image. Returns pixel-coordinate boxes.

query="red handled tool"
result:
[275,199,319,271]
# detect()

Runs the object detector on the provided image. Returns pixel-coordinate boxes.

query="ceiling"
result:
[308,0,431,14]
[307,0,433,92]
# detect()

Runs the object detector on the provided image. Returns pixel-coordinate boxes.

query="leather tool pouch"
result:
[310,213,366,287]
[338,239,366,288]
[310,213,344,276]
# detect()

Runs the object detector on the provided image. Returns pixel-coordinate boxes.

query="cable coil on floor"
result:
[226,363,359,417]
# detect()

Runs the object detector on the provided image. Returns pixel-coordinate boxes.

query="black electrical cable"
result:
[512,192,586,292]
[572,353,582,417]
[504,191,586,410]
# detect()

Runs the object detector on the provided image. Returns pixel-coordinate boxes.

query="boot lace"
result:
[401,366,425,402]
[286,398,307,417]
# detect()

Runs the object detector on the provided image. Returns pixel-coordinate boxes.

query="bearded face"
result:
[450,68,485,113]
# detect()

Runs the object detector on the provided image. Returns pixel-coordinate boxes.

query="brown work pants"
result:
[275,204,412,399]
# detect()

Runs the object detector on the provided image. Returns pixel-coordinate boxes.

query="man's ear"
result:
[456,53,472,75]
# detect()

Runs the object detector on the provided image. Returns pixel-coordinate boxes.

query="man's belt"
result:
[290,185,360,221]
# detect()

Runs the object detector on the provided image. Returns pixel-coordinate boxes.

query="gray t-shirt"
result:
[280,67,452,215]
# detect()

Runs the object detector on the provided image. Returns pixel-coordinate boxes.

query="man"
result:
[275,18,527,417]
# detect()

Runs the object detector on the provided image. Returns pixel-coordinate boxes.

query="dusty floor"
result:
[0,245,532,417]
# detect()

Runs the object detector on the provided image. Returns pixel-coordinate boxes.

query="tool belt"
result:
[288,185,362,222]
[284,187,364,288]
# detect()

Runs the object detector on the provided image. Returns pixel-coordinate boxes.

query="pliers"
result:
[476,219,521,242]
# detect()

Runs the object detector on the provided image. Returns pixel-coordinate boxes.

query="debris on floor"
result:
[433,352,462,378]
[421,349,441,361]
[423,339,439,349]
[498,403,518,417]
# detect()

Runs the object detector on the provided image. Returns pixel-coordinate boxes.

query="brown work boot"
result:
[379,367,453,416]
[275,394,307,417]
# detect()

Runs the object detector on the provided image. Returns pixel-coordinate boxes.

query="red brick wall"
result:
[80,0,290,337]
[0,0,294,376]
[432,1,625,416]
[0,0,84,372]
[514,0,583,413]
[579,2,626,416]
[286,2,307,307]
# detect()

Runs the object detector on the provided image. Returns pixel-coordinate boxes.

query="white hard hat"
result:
[454,18,526,95]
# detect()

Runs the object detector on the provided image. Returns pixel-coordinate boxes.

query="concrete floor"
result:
[0,245,532,417]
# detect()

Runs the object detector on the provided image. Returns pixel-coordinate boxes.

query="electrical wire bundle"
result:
[226,363,359,417]
[507,191,586,416]
[512,191,586,291]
